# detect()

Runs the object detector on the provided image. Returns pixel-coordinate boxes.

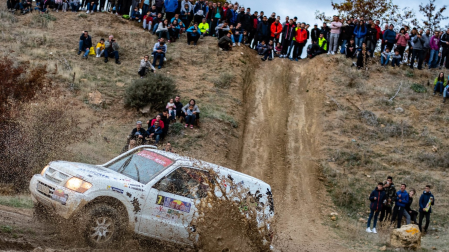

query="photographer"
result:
[138,55,155,78]
[187,22,202,46]
[104,35,121,65]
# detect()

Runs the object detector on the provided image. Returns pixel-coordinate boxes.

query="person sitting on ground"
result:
[15,0,33,13]
[131,6,141,22]
[308,33,327,59]
[70,0,80,12]
[174,95,184,121]
[182,99,200,129]
[199,18,210,37]
[366,182,386,234]
[418,185,435,233]
[104,35,121,64]
[85,0,97,14]
[381,47,391,66]
[404,189,417,224]
[391,50,401,67]
[156,19,171,42]
[275,43,282,57]
[345,38,356,59]
[187,22,202,46]
[443,76,449,103]
[169,19,181,42]
[159,109,171,138]
[170,13,181,24]
[152,13,163,34]
[78,31,92,59]
[261,40,274,61]
[218,32,232,51]
[150,4,158,18]
[138,55,155,78]
[143,11,153,31]
[152,38,167,69]
[231,22,244,46]
[178,21,186,35]
[95,38,105,58]
[147,121,163,144]
[243,30,249,45]
[257,40,268,55]
[433,72,446,96]
[215,20,230,39]
[130,121,147,145]
[147,114,165,130]
[166,98,176,122]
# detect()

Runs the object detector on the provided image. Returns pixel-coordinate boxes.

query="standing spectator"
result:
[78,31,92,60]
[383,24,396,51]
[353,20,367,49]
[429,31,440,69]
[390,184,409,229]
[104,35,121,64]
[418,185,435,233]
[380,24,388,52]
[152,38,167,69]
[408,28,418,63]
[291,23,307,61]
[311,23,320,44]
[165,0,178,22]
[366,182,386,234]
[156,19,171,42]
[374,20,381,48]
[410,30,425,70]
[395,28,410,63]
[270,19,283,44]
[321,22,331,42]
[187,22,202,45]
[423,29,431,66]
[339,20,352,54]
[404,189,417,224]
[256,16,270,45]
[433,72,446,96]
[218,32,232,51]
[180,1,192,27]
[328,15,342,54]
[366,23,378,57]
[155,0,164,13]
[138,55,155,78]
[142,0,150,16]
[440,28,449,69]
[379,177,395,223]
[280,19,296,58]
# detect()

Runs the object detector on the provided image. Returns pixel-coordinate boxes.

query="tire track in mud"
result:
[238,59,348,251]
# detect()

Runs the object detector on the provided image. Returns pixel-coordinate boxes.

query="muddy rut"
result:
[238,59,347,251]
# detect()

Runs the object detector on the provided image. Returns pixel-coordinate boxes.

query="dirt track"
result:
[237,58,348,251]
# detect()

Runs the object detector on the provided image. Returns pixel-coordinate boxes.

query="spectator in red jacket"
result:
[291,22,308,61]
[270,19,283,43]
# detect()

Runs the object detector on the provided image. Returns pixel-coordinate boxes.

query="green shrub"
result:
[124,74,178,110]
[411,83,427,93]
[213,73,233,89]
[170,123,183,135]
[31,13,56,28]
[78,13,88,18]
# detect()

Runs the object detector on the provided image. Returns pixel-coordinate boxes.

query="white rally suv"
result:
[29,146,274,248]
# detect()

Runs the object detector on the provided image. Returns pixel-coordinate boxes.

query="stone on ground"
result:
[390,224,421,250]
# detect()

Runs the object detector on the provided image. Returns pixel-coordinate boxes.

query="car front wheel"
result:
[84,203,125,248]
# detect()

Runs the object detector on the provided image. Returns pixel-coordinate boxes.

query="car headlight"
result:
[41,165,49,176]
[65,177,92,193]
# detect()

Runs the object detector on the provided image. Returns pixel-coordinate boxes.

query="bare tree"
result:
[419,0,448,31]
[382,7,420,29]
[315,0,396,21]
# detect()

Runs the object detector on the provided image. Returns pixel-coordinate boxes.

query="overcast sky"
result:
[236,0,448,28]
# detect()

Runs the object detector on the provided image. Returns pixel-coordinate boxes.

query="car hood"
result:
[49,161,136,183]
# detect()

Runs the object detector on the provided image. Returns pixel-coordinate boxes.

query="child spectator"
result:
[381,48,391,66]
[391,50,401,67]
[95,38,105,58]
[152,39,167,69]
[257,40,268,55]
[433,72,446,96]
[218,32,232,51]
[166,98,176,122]
[143,11,153,31]
[131,7,141,22]
[345,39,356,58]
[243,30,249,45]
[261,40,274,61]
[138,55,155,78]
[187,22,202,46]
[275,43,282,57]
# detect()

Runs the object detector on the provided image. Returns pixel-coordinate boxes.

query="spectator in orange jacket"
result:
[270,19,283,43]
[291,22,308,61]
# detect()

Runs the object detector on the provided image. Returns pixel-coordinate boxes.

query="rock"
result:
[432,146,438,152]
[358,218,367,223]
[88,90,103,105]
[80,78,88,83]
[379,246,387,251]
[139,104,151,114]
[330,212,339,216]
[116,82,125,87]
[380,124,385,128]
[395,107,404,113]
[432,247,436,250]
[331,216,337,221]
[390,224,421,250]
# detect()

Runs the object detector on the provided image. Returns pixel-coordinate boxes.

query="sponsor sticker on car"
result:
[52,189,69,205]
[156,195,191,213]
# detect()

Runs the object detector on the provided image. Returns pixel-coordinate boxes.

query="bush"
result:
[124,74,178,111]
[213,73,233,89]
[411,83,427,93]
[170,122,184,135]
[31,13,56,28]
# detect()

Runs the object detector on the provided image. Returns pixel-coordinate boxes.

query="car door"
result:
[137,166,212,245]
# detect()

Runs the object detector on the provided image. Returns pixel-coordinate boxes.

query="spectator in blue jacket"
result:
[78,31,92,59]
[366,183,386,234]
[383,24,397,51]
[353,20,367,49]
[390,184,409,229]
[152,38,167,69]
[131,7,141,22]
[164,0,178,23]
[418,185,435,233]
[147,121,163,144]
[193,0,207,25]
[187,23,202,46]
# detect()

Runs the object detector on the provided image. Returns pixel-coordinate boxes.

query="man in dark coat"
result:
[366,182,386,234]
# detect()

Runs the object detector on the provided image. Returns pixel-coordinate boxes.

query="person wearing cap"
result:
[130,121,147,144]
[311,23,321,44]
[329,15,342,54]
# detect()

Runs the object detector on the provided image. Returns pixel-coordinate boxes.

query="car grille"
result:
[43,167,70,185]
[37,181,55,198]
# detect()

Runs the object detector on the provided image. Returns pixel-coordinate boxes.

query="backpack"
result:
[122,15,130,19]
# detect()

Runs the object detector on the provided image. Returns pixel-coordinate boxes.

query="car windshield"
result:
[106,150,173,184]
